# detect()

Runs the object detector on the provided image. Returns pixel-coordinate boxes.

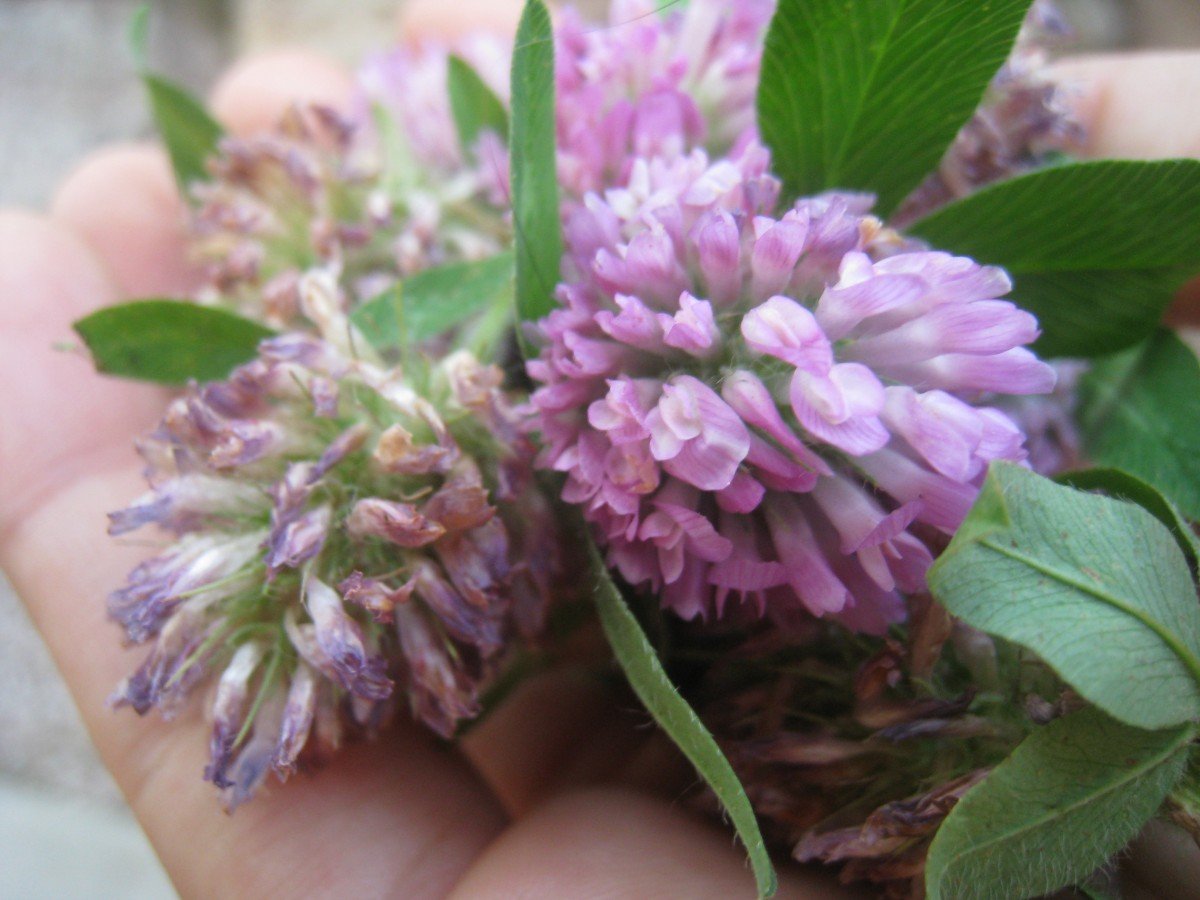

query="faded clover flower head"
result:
[108,274,559,807]
[190,105,399,328]
[527,145,1056,632]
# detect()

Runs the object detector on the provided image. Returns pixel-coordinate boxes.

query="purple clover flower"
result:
[108,293,562,806]
[528,147,1055,632]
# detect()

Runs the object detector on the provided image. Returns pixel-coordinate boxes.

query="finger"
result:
[0,213,167,532]
[397,0,525,44]
[51,143,197,299]
[0,214,508,897]
[209,49,355,137]
[460,666,693,815]
[1051,52,1200,159]
[449,787,864,899]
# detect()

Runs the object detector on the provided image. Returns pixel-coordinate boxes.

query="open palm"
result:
[4,3,1200,896]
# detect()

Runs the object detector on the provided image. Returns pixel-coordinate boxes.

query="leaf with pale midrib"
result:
[926,708,1194,900]
[909,160,1200,357]
[929,462,1200,730]
[757,0,1031,215]
[1077,329,1200,521]
[588,542,777,899]
[74,300,273,386]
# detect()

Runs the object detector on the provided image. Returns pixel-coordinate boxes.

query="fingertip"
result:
[397,0,526,44]
[209,49,355,137]
[1051,52,1200,160]
[0,210,115,328]
[51,142,196,298]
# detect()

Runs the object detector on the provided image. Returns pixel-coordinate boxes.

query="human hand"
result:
[3,6,1200,897]
[0,2,858,896]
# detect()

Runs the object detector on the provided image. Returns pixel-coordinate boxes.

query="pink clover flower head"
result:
[555,0,776,198]
[528,152,1055,632]
[108,308,561,807]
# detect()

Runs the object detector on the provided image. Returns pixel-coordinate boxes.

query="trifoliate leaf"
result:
[74,300,273,386]
[757,0,1032,215]
[926,707,1194,900]
[928,462,1200,730]
[909,160,1200,357]
[510,0,562,351]
[1077,329,1200,521]
[588,541,777,898]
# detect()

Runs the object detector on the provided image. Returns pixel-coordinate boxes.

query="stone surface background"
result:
[2,1,1198,896]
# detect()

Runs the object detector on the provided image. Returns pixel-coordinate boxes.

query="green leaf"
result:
[1077,329,1200,521]
[928,462,1200,730]
[74,300,273,386]
[143,74,225,190]
[128,4,223,191]
[588,542,777,898]
[351,253,514,353]
[1056,467,1200,577]
[909,160,1200,357]
[756,0,1031,215]
[448,55,509,155]
[128,4,150,70]
[926,708,1194,900]
[509,0,562,350]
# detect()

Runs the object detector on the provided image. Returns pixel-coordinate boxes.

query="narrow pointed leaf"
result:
[509,0,562,349]
[1077,329,1200,520]
[351,253,514,353]
[928,462,1200,729]
[128,3,150,70]
[589,542,777,898]
[757,0,1032,214]
[448,55,509,154]
[909,160,1200,357]
[926,708,1194,900]
[74,300,273,386]
[143,75,224,190]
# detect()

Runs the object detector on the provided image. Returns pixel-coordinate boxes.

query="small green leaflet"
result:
[74,300,273,386]
[448,55,509,156]
[1056,467,1200,576]
[928,462,1200,730]
[926,708,1194,900]
[128,5,224,191]
[1077,329,1200,521]
[509,0,562,351]
[757,0,1031,215]
[588,542,777,898]
[351,253,514,354]
[910,160,1200,357]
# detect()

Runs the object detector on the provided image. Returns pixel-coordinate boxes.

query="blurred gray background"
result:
[1,0,1199,896]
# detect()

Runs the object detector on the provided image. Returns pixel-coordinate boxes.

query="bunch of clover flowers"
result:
[527,142,1056,632]
[107,277,555,807]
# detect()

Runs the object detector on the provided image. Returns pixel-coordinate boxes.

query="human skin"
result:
[2,3,1199,896]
